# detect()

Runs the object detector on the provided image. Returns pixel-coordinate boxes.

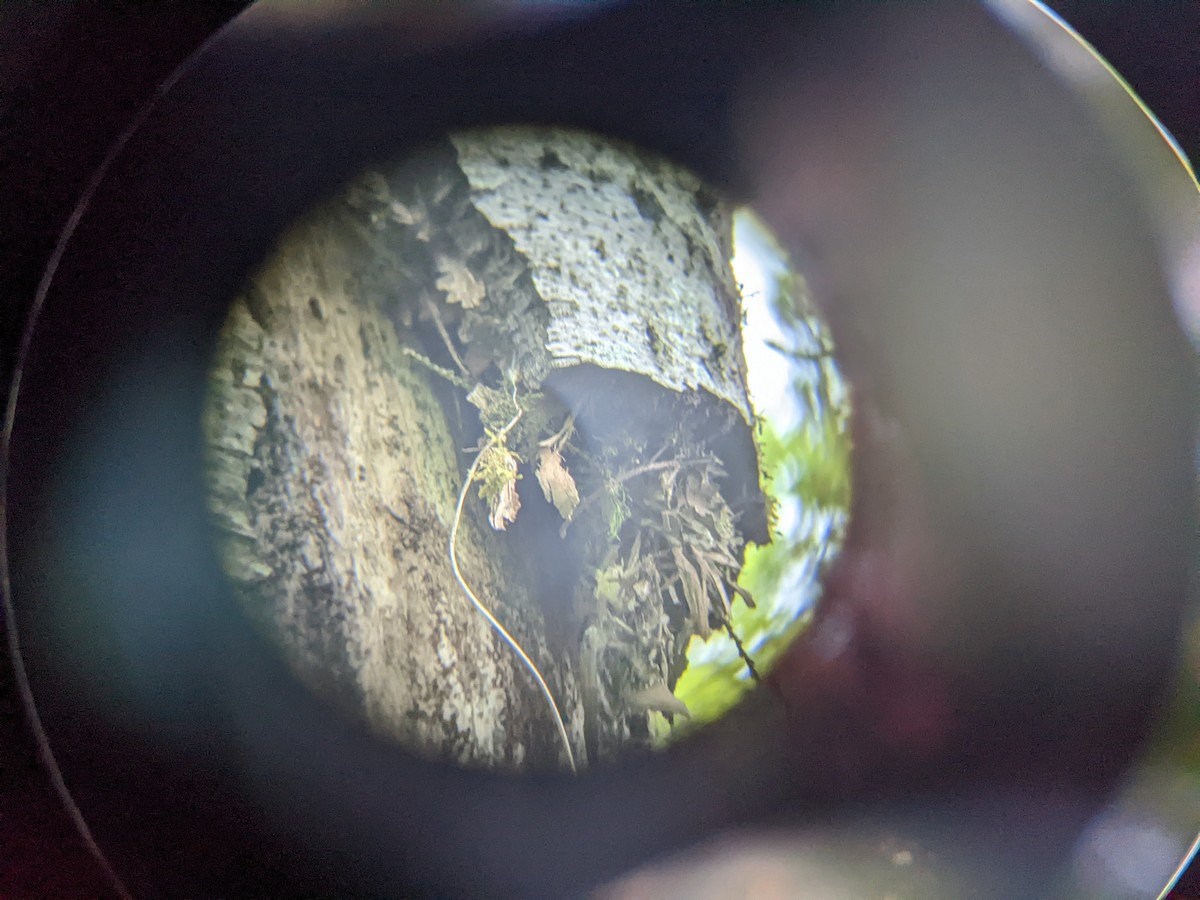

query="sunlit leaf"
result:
[535,445,580,520]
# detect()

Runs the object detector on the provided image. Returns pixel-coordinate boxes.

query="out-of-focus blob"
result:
[988,0,1200,347]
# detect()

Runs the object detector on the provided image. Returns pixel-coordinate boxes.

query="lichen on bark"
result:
[204,204,580,772]
[203,126,766,772]
[450,128,751,422]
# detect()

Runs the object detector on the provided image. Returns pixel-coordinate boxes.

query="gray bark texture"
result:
[203,127,763,772]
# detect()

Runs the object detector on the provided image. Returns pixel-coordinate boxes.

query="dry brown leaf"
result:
[435,256,485,308]
[535,446,580,521]
[627,531,642,569]
[696,555,731,620]
[487,454,521,530]
[389,200,418,225]
[671,545,707,636]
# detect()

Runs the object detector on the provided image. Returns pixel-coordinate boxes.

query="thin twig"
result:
[766,338,835,362]
[720,617,763,686]
[538,411,576,451]
[422,294,472,379]
[560,455,717,539]
[396,344,473,391]
[448,387,577,773]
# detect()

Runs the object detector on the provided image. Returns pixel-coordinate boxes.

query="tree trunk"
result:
[203,127,764,772]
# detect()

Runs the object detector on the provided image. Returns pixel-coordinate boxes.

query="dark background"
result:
[0,2,1196,896]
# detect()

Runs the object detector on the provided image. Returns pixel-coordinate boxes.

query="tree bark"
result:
[203,127,764,772]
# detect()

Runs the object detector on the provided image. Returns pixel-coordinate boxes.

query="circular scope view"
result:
[202,126,849,772]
